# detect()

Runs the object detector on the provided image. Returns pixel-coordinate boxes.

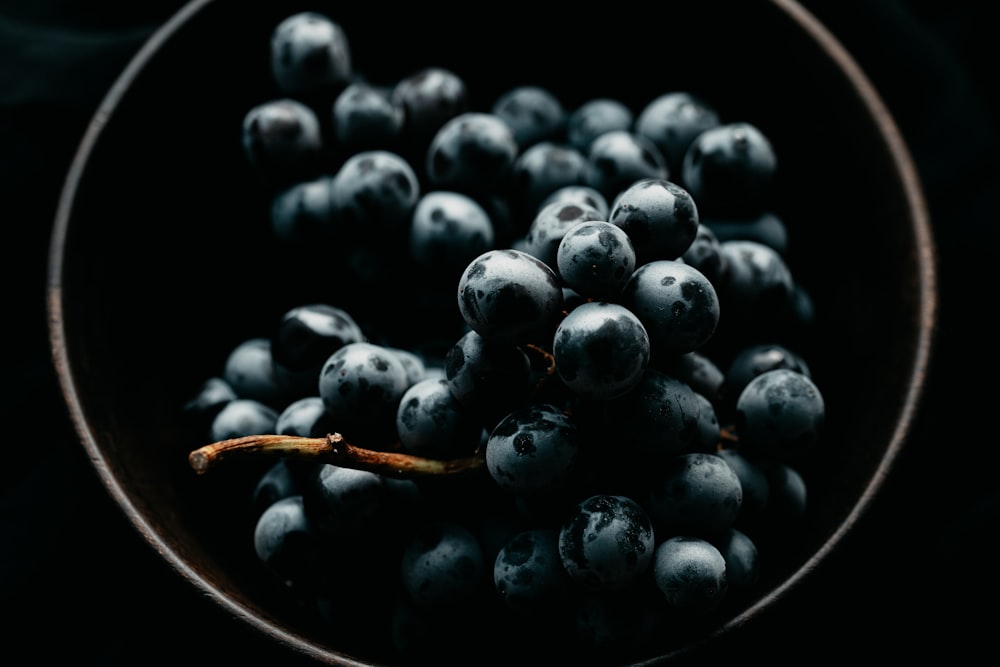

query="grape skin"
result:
[556,220,637,300]
[734,368,825,462]
[608,177,700,265]
[552,301,650,401]
[652,535,728,616]
[485,403,580,496]
[399,521,485,609]
[493,528,571,611]
[647,452,743,540]
[269,11,352,98]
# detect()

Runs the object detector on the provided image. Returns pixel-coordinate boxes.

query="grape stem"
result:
[189,433,486,478]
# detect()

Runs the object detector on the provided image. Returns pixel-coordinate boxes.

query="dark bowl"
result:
[47,0,936,664]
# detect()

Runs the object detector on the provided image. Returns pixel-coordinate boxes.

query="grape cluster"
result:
[187,10,826,664]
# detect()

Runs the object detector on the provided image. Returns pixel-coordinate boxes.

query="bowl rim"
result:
[46,0,938,664]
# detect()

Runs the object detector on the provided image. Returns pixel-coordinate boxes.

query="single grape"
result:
[608,177,700,265]
[508,141,592,216]
[491,85,565,149]
[714,527,759,591]
[552,301,650,401]
[399,521,485,609]
[682,121,777,218]
[485,403,580,496]
[444,329,533,428]
[493,528,571,611]
[621,259,720,357]
[703,211,789,256]
[269,175,337,246]
[734,368,824,462]
[396,377,482,459]
[456,248,564,346]
[566,98,634,153]
[715,447,770,528]
[271,303,365,394]
[409,190,495,277]
[715,239,796,330]
[305,463,392,539]
[254,495,325,591]
[332,81,404,151]
[252,459,303,518]
[556,220,637,300]
[210,398,279,442]
[722,342,811,412]
[241,98,323,183]
[558,494,655,592]
[652,535,728,616]
[539,184,609,219]
[425,112,519,196]
[647,451,743,539]
[269,11,352,99]
[183,376,236,433]
[654,350,726,405]
[586,129,668,201]
[275,395,335,438]
[330,149,420,236]
[680,223,727,286]
[522,199,606,274]
[391,67,468,153]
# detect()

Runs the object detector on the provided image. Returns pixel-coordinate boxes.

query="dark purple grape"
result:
[271,303,365,392]
[332,82,404,151]
[241,98,324,183]
[252,460,303,518]
[396,377,482,459]
[425,112,519,195]
[456,249,564,346]
[682,121,777,218]
[600,368,701,459]
[715,239,795,329]
[330,149,420,236]
[566,98,634,153]
[183,376,236,433]
[552,301,649,401]
[508,141,592,216]
[491,85,565,149]
[493,528,571,611]
[608,177,700,265]
[734,368,824,462]
[269,175,337,246]
[539,184,609,219]
[558,494,655,592]
[634,91,720,178]
[222,337,289,408]
[391,67,468,152]
[715,447,770,528]
[680,223,727,286]
[654,350,725,405]
[306,463,392,538]
[399,521,485,609]
[444,329,533,428]
[714,527,759,591]
[485,403,580,496]
[209,398,279,442]
[647,452,743,539]
[621,259,720,357]
[722,342,811,411]
[409,190,495,277]
[556,220,636,300]
[691,391,721,453]
[269,11,352,99]
[275,395,335,438]
[652,535,728,616]
[254,495,325,591]
[586,130,668,201]
[317,341,410,445]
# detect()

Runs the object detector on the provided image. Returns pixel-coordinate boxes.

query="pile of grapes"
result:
[185,9,825,665]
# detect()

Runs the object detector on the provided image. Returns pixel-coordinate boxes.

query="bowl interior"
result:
[48,0,935,664]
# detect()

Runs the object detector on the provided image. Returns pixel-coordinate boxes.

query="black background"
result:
[2,0,996,663]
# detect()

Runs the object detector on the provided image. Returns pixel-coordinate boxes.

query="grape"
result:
[396,377,482,459]
[456,248,564,346]
[269,11,352,99]
[252,459,303,518]
[425,112,519,195]
[271,303,365,394]
[722,342,811,411]
[493,528,571,611]
[715,448,770,529]
[655,350,725,405]
[552,301,650,401]
[703,211,789,255]
[586,129,668,201]
[241,98,323,183]
[556,220,637,300]
[715,527,759,591]
[399,521,485,609]
[210,398,278,442]
[330,149,420,235]
[269,176,337,246]
[652,535,728,616]
[539,184,609,219]
[183,376,236,432]
[634,91,720,178]
[621,259,720,357]
[508,141,592,216]
[682,121,777,218]
[734,368,824,462]
[680,222,726,286]
[599,368,701,459]
[691,392,721,453]
[254,495,325,591]
[317,341,410,445]
[331,82,405,151]
[391,66,468,152]
[408,190,495,276]
[566,98,634,153]
[485,403,580,496]
[608,177,700,265]
[647,452,743,539]
[275,395,335,438]
[444,329,533,427]
[558,494,655,592]
[306,463,393,538]
[715,239,796,328]
[491,85,565,149]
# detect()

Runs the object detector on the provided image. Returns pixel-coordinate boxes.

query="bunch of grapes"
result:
[186,10,826,664]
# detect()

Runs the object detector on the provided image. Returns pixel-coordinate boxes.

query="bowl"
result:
[47,0,936,664]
